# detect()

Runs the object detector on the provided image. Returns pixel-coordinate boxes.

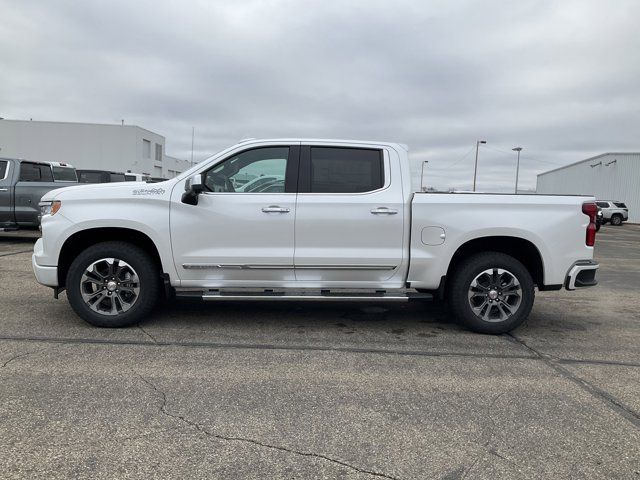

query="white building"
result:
[0,119,191,179]
[164,155,193,178]
[537,153,640,223]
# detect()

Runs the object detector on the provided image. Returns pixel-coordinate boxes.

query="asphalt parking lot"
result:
[1,226,638,479]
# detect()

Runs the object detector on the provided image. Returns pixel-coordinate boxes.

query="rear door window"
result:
[309,147,383,193]
[19,162,54,182]
[110,173,126,182]
[614,202,627,208]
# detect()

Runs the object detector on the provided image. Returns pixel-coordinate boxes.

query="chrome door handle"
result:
[262,206,290,213]
[0,188,7,192]
[371,207,398,215]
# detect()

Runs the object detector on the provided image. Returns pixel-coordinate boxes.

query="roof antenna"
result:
[420,160,429,192]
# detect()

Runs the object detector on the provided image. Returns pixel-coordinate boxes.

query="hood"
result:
[40,180,175,202]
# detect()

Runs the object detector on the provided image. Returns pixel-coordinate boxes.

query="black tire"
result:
[66,241,160,327]
[447,252,535,334]
[595,222,601,232]
[610,214,623,226]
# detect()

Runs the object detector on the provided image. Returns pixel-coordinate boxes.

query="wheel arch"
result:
[58,227,165,288]
[444,236,546,293]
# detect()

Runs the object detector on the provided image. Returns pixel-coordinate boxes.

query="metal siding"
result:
[537,153,640,222]
[0,120,165,175]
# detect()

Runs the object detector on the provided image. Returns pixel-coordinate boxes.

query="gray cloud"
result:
[1,0,639,191]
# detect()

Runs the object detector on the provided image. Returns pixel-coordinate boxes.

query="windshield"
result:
[52,166,78,182]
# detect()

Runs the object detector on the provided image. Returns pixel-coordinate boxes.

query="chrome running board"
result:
[176,289,432,302]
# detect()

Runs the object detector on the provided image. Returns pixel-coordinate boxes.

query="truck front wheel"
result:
[448,252,534,334]
[66,241,160,327]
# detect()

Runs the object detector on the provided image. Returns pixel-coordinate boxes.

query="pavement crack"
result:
[463,390,510,479]
[135,373,401,480]
[505,333,640,428]
[137,325,158,344]
[1,335,637,368]
[1,351,34,369]
[0,249,33,258]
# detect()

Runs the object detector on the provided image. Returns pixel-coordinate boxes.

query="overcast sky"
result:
[1,0,639,191]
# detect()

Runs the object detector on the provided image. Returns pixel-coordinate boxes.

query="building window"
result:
[155,143,162,162]
[143,139,151,159]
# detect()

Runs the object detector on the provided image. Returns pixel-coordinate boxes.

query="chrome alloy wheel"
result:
[80,258,140,316]
[467,268,522,323]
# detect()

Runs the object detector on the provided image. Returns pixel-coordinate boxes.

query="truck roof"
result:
[0,157,50,165]
[76,169,125,175]
[235,138,409,151]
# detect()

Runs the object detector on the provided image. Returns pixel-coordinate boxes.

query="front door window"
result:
[204,147,288,193]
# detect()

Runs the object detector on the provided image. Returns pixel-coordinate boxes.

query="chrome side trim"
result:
[183,264,291,270]
[183,263,398,271]
[295,264,397,270]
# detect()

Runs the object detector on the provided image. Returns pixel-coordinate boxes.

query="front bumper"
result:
[32,238,58,287]
[565,260,598,290]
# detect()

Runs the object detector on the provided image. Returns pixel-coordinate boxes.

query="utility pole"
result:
[472,140,487,192]
[512,147,523,194]
[190,127,195,166]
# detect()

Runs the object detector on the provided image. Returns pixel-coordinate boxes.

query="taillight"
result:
[582,201,597,246]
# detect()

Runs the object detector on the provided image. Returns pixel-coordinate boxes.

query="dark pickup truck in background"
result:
[0,158,78,230]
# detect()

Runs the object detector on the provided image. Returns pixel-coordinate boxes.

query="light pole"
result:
[472,140,487,192]
[512,147,523,194]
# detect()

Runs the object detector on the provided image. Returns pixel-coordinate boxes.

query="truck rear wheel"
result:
[66,241,160,327]
[447,252,534,334]
[610,214,623,226]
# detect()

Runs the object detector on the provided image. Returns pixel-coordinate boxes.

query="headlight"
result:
[39,200,61,216]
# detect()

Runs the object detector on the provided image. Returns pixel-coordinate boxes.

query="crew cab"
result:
[1,158,78,230]
[33,139,599,334]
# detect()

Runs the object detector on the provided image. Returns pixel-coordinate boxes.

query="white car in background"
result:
[595,200,629,226]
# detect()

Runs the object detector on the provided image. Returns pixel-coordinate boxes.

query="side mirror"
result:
[181,174,204,205]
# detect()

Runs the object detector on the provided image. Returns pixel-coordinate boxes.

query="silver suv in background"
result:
[596,201,628,226]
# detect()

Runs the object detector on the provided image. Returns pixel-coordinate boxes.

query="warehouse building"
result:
[537,153,639,223]
[0,119,191,179]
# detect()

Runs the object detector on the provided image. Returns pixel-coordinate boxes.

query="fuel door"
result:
[421,226,446,246]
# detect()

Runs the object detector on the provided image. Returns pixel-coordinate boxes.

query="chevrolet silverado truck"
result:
[32,139,599,334]
[1,158,78,230]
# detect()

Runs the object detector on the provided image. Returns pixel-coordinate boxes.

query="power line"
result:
[484,145,566,167]
[439,145,477,170]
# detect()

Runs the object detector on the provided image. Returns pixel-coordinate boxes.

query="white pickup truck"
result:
[33,139,599,334]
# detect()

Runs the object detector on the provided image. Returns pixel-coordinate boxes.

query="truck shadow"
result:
[151,298,463,337]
